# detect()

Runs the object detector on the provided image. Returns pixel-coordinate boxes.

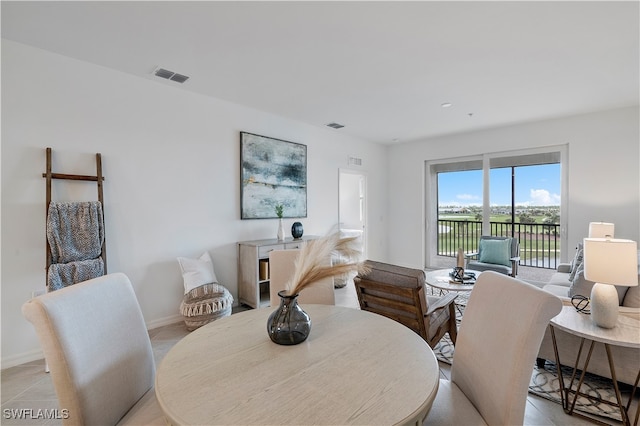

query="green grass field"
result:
[437,213,560,265]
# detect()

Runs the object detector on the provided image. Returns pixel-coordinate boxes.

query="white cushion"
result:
[425,379,487,425]
[568,247,584,281]
[177,252,219,294]
[543,284,571,298]
[569,263,628,305]
[622,280,640,308]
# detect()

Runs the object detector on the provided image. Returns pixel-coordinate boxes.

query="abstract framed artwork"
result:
[240,132,307,219]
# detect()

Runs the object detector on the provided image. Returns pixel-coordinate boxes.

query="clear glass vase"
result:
[267,291,311,345]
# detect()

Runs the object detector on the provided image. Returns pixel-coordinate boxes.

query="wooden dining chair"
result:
[22,273,164,425]
[269,249,335,306]
[354,260,457,348]
[425,271,562,425]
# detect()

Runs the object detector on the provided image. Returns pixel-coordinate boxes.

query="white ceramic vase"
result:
[277,218,285,241]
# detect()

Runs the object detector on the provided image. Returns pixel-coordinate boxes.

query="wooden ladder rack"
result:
[43,147,107,281]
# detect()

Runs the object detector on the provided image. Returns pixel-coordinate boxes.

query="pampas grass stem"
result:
[285,232,368,296]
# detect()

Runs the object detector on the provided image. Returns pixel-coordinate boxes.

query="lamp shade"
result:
[588,222,615,238]
[583,238,638,287]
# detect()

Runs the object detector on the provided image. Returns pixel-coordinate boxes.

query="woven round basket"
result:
[180,283,233,331]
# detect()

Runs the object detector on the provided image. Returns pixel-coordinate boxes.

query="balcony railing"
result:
[437,219,561,270]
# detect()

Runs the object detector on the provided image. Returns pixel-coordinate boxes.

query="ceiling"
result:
[2,1,638,144]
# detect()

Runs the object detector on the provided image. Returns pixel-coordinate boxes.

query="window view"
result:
[437,162,561,269]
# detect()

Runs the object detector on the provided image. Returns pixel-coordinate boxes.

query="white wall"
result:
[386,107,640,269]
[3,38,638,368]
[1,40,389,367]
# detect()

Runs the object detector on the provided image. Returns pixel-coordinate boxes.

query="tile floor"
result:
[2,266,624,425]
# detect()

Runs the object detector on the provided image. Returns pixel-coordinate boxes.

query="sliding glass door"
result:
[428,147,565,271]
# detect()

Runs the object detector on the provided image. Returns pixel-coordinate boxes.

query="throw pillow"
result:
[569,264,629,305]
[568,264,592,298]
[177,251,219,294]
[622,279,640,308]
[478,238,512,267]
[568,246,584,282]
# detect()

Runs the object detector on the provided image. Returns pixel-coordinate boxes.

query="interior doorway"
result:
[338,169,367,258]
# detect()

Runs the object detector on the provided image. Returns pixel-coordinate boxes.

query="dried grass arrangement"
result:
[284,232,368,296]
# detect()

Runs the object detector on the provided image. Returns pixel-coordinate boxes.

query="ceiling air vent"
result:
[153,67,190,83]
[326,122,345,129]
[348,156,362,166]
[170,73,189,83]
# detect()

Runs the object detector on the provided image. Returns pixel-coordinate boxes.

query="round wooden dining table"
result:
[155,304,440,425]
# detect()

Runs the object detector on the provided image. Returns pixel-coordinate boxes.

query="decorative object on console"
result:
[583,238,638,329]
[275,204,285,241]
[240,132,307,219]
[588,222,615,238]
[266,232,367,345]
[291,221,304,239]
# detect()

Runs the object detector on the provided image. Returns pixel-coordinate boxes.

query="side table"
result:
[549,306,640,425]
[424,268,481,293]
[425,269,481,316]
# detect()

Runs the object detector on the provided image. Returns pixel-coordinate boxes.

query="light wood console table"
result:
[237,236,318,308]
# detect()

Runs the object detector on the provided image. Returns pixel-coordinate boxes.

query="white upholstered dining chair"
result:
[425,271,562,426]
[22,273,164,425]
[269,249,335,306]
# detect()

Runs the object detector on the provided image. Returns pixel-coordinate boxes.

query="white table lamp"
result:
[583,238,638,328]
[588,222,615,238]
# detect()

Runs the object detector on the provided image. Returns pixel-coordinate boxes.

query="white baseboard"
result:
[1,348,45,370]
[146,314,183,330]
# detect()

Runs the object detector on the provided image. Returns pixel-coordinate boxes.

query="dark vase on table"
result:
[267,291,311,345]
[291,222,304,239]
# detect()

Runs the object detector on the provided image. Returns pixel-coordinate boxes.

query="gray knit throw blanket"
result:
[48,259,105,291]
[47,201,104,264]
[46,201,105,290]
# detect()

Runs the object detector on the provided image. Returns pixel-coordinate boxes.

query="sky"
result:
[438,164,561,207]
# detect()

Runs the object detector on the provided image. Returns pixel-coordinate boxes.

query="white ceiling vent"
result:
[153,67,189,83]
[326,122,345,129]
[348,156,362,166]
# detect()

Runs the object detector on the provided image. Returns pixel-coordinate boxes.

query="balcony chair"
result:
[465,235,520,277]
[269,249,335,306]
[353,260,457,349]
[425,271,562,425]
[22,273,164,425]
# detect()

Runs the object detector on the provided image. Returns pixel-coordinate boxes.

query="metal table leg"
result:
[550,324,634,425]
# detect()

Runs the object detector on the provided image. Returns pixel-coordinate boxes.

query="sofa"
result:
[536,244,640,386]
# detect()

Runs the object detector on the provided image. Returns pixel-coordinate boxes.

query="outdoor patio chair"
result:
[465,235,520,277]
